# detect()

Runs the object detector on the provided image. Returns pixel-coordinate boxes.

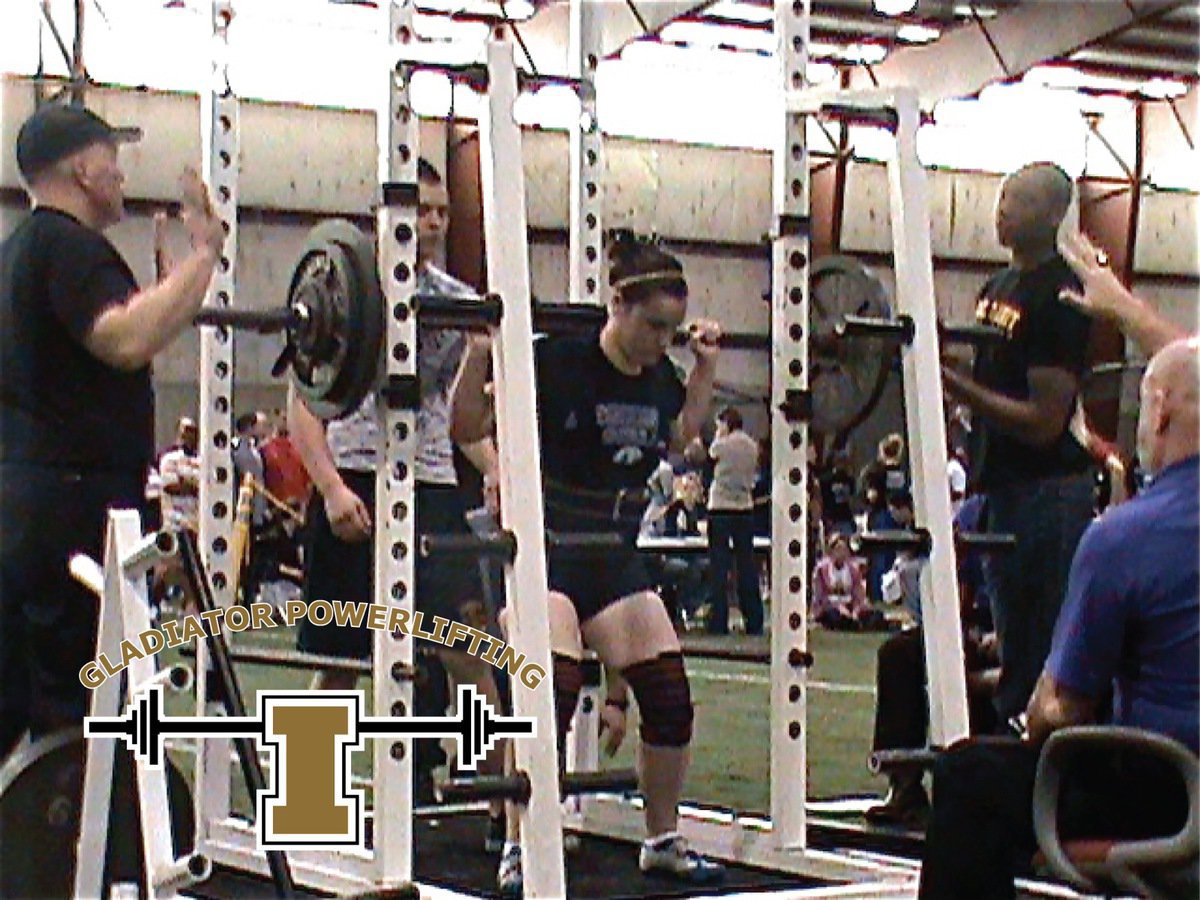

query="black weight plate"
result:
[287,219,385,420]
[809,255,895,437]
[0,728,194,899]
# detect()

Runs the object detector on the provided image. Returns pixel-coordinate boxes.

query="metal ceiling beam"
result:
[850,0,1191,109]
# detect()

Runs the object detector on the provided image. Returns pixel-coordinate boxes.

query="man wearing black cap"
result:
[0,103,224,759]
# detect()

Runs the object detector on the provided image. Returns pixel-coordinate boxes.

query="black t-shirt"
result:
[861,460,909,512]
[0,208,153,470]
[820,467,856,523]
[970,255,1091,489]
[535,335,685,533]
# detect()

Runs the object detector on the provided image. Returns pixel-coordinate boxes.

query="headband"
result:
[611,269,684,292]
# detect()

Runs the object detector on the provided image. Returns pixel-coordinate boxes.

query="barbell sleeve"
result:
[194,306,304,334]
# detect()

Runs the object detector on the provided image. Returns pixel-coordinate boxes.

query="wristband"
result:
[605,696,629,712]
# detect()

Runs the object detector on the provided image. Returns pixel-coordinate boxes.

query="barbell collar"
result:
[956,531,1018,554]
[867,747,941,774]
[439,772,532,805]
[940,322,1007,346]
[851,528,1018,557]
[851,528,932,557]
[819,103,899,133]
[836,314,915,345]
[559,768,639,797]
[419,531,518,563]
[414,293,503,331]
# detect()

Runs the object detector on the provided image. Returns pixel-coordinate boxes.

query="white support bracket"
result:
[884,89,970,746]
[480,36,568,900]
[371,0,422,887]
[567,0,604,307]
[195,0,237,846]
[75,511,210,900]
[768,0,812,852]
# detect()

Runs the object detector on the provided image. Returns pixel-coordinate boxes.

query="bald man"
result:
[0,105,222,757]
[919,338,1199,899]
[942,162,1096,723]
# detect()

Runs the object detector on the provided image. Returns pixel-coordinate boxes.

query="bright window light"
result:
[414,13,491,43]
[896,23,940,43]
[513,84,580,129]
[410,69,453,117]
[873,0,917,15]
[705,0,776,25]
[922,83,1088,176]
[842,43,888,65]
[809,40,888,65]
[1024,65,1144,96]
[1140,78,1189,100]
[659,21,775,54]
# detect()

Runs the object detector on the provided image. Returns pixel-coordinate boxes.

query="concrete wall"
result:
[3,78,1196,461]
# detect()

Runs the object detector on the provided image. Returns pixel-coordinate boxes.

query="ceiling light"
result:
[659,21,775,54]
[1140,78,1189,100]
[873,0,917,15]
[501,0,537,21]
[842,42,888,65]
[896,23,940,43]
[705,0,775,25]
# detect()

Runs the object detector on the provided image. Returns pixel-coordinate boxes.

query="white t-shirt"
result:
[325,265,471,486]
[707,430,759,512]
[947,457,967,515]
[159,447,200,531]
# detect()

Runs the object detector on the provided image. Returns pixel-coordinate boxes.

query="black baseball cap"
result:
[16,104,141,181]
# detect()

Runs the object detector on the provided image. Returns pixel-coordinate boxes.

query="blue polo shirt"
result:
[1046,454,1199,753]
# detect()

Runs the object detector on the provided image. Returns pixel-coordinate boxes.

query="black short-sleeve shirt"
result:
[970,254,1091,489]
[0,208,153,470]
[534,334,685,533]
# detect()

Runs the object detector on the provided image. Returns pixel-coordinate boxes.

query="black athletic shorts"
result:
[548,544,656,624]
[298,473,483,659]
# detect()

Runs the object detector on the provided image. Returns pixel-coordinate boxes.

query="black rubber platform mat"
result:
[186,813,837,898]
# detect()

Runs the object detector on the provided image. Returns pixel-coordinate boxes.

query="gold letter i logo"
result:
[259,693,363,847]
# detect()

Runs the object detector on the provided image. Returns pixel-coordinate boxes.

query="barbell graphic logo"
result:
[84,684,535,848]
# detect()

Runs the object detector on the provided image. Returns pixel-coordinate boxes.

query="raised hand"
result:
[179,166,225,256]
[1058,231,1131,323]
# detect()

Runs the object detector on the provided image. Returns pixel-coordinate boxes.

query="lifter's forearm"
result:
[942,367,1059,447]
[676,358,717,447]
[450,341,494,444]
[286,390,345,498]
[86,247,219,371]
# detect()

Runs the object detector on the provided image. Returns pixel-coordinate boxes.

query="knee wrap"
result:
[552,654,583,743]
[623,652,693,747]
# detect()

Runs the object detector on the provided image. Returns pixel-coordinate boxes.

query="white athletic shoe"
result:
[638,832,725,884]
[497,844,523,897]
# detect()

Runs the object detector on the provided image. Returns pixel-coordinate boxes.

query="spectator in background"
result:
[260,418,312,513]
[880,491,921,623]
[865,490,1000,829]
[158,416,200,535]
[947,444,968,516]
[860,433,910,603]
[820,447,857,537]
[811,532,881,631]
[941,162,1095,724]
[705,407,764,636]
[232,410,270,604]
